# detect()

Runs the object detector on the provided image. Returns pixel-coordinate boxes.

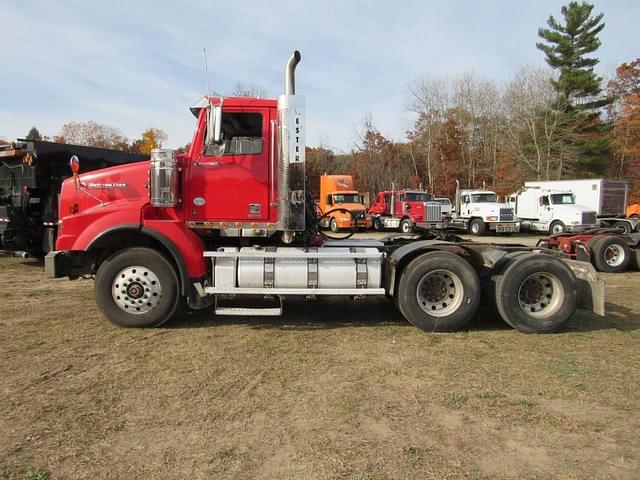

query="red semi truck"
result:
[46,51,604,333]
[368,188,445,233]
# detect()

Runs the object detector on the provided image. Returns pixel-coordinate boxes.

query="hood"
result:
[59,160,149,219]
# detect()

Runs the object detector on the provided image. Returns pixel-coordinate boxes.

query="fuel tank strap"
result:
[263,247,276,288]
[351,247,368,289]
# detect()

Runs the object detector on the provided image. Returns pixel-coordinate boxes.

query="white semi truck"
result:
[508,188,598,234]
[450,181,519,235]
[523,179,640,233]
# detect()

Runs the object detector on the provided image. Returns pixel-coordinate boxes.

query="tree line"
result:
[18,2,639,204]
[308,1,640,204]
[24,123,168,155]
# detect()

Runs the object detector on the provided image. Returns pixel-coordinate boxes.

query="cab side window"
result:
[205,112,263,155]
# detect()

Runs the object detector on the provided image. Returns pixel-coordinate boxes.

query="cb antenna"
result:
[203,47,211,98]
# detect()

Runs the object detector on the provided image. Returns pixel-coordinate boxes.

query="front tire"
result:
[469,218,485,235]
[373,217,383,231]
[589,236,631,273]
[494,254,577,333]
[330,218,340,233]
[395,251,481,332]
[399,218,413,233]
[95,247,180,327]
[549,220,565,235]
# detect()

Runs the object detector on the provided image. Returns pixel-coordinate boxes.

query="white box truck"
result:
[508,188,598,234]
[523,179,640,233]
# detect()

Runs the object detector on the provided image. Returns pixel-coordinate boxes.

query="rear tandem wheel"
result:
[395,251,481,332]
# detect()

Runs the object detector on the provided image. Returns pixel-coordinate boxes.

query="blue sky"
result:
[1,0,638,152]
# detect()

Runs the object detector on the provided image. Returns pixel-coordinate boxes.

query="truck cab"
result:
[451,188,519,235]
[510,188,598,234]
[317,175,371,232]
[368,189,443,233]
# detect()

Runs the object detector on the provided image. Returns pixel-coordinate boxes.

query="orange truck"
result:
[628,203,640,218]
[318,174,372,231]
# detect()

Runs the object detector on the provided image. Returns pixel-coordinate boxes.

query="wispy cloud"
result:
[1,0,637,150]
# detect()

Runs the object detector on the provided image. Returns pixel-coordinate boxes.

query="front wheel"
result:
[330,218,340,233]
[95,247,180,327]
[373,217,383,231]
[469,219,485,235]
[549,220,565,235]
[399,218,413,233]
[395,251,481,332]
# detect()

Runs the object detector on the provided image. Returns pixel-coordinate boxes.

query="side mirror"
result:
[206,103,223,145]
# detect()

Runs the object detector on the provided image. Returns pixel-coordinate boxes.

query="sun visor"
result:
[189,96,210,118]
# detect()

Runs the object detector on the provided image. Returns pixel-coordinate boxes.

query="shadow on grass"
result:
[168,298,513,332]
[566,302,640,333]
[166,297,640,334]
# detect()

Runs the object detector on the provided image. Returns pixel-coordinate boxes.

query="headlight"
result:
[486,216,498,221]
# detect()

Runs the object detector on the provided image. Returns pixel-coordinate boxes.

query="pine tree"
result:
[536,1,609,177]
[537,1,605,108]
[26,127,42,141]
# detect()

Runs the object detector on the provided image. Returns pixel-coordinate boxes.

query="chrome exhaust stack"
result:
[285,50,301,95]
[277,51,306,240]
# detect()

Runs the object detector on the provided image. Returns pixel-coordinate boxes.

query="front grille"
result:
[582,211,597,225]
[425,202,442,222]
[499,208,514,221]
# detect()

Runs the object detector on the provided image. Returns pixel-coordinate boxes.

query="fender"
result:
[56,206,144,251]
[385,240,476,296]
[85,223,207,297]
[141,219,207,280]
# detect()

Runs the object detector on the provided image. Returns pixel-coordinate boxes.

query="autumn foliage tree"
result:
[131,128,168,154]
[55,121,129,150]
[607,59,640,203]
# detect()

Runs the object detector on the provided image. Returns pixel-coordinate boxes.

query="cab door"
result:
[187,107,273,222]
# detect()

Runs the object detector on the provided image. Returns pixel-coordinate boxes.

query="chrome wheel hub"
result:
[416,269,464,317]
[604,244,625,267]
[517,273,563,317]
[112,266,162,314]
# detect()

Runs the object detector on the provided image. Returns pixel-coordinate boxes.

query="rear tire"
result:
[95,247,180,328]
[469,219,485,235]
[395,251,481,332]
[494,254,576,333]
[613,221,632,234]
[549,220,565,235]
[589,236,631,273]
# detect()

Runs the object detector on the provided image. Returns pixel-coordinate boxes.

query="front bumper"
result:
[489,222,520,233]
[45,250,93,278]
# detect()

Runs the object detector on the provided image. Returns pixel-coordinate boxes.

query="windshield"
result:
[404,192,430,202]
[333,194,360,204]
[550,193,575,205]
[470,193,497,203]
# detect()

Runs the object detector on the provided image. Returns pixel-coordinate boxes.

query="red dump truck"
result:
[46,51,604,333]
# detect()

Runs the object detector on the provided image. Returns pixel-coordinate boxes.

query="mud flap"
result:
[563,259,605,316]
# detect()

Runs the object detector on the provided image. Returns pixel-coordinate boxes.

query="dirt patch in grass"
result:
[1,257,639,479]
